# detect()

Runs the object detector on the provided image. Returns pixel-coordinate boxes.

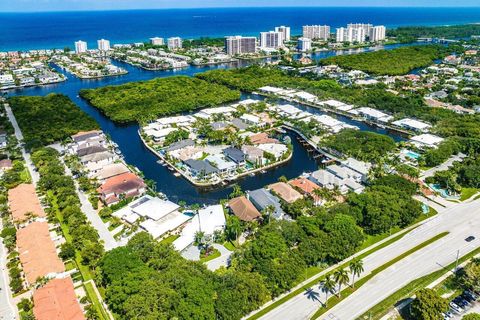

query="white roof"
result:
[132,196,180,221]
[144,127,177,139]
[156,115,194,126]
[294,91,317,101]
[259,86,284,93]
[140,211,192,239]
[392,118,431,131]
[172,204,226,251]
[356,107,393,122]
[341,157,371,176]
[240,113,261,124]
[205,154,236,171]
[274,104,302,115]
[322,99,347,108]
[257,143,288,158]
[410,134,444,147]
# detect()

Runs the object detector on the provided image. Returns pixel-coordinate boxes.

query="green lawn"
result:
[223,241,237,251]
[84,281,109,320]
[359,247,480,319]
[160,234,180,245]
[460,188,478,201]
[200,248,221,263]
[311,232,449,319]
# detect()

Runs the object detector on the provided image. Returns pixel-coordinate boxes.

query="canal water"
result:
[6,43,413,204]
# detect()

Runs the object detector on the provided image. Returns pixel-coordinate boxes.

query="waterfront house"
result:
[76,145,108,157]
[247,188,285,220]
[223,147,246,166]
[289,177,323,205]
[392,118,432,133]
[33,277,85,320]
[80,151,116,166]
[184,159,219,180]
[240,114,265,127]
[241,145,265,166]
[341,157,371,182]
[71,130,103,143]
[356,107,393,123]
[89,163,130,182]
[249,132,279,145]
[309,169,347,193]
[257,143,288,160]
[205,154,236,175]
[228,196,261,222]
[166,139,195,153]
[97,172,146,205]
[268,182,303,204]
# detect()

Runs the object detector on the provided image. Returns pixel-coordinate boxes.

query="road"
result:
[421,153,466,179]
[258,200,480,320]
[63,164,120,251]
[0,219,16,320]
[4,103,39,184]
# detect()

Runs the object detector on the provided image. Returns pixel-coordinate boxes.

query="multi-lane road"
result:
[259,200,480,320]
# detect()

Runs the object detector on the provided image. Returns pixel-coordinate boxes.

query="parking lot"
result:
[447,290,480,319]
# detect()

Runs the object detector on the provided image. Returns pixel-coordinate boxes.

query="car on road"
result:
[465,236,475,242]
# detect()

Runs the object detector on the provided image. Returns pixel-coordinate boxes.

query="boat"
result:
[114,148,122,155]
[260,170,267,174]
[174,172,181,177]
[157,159,164,164]
[249,172,255,177]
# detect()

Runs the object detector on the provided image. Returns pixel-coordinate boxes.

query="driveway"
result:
[206,244,232,271]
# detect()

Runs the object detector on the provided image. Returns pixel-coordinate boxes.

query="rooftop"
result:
[33,277,85,320]
[228,196,261,222]
[268,182,303,203]
[8,183,45,222]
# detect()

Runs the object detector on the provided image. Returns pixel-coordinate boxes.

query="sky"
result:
[0,0,479,12]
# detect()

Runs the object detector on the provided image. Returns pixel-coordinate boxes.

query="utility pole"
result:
[454,249,460,272]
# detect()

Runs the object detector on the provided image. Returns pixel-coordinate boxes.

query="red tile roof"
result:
[268,182,303,204]
[33,277,85,320]
[97,172,146,197]
[8,184,45,222]
[16,222,65,284]
[228,196,261,222]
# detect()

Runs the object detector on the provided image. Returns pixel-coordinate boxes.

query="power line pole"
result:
[454,249,460,272]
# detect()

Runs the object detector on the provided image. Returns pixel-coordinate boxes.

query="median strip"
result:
[359,245,480,320]
[247,225,422,320]
[311,231,449,319]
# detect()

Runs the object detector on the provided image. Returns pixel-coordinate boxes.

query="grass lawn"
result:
[65,260,76,271]
[311,232,449,319]
[84,281,109,320]
[20,167,31,183]
[200,248,221,263]
[359,247,480,319]
[460,188,478,201]
[160,234,180,245]
[223,241,237,251]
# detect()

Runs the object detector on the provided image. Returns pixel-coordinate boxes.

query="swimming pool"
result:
[404,150,421,160]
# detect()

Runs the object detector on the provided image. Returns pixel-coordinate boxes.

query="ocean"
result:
[1,7,480,51]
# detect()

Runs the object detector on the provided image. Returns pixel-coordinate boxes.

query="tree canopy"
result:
[79,76,241,123]
[8,94,98,150]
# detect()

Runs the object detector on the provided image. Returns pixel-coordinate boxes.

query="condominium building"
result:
[97,39,110,51]
[150,37,165,46]
[275,26,291,42]
[369,25,386,42]
[302,25,331,41]
[74,40,87,54]
[167,37,182,50]
[225,36,257,55]
[336,23,386,43]
[260,31,284,49]
[297,37,312,52]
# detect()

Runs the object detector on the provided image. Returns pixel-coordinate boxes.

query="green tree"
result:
[349,259,364,288]
[59,242,76,260]
[333,269,350,297]
[463,314,480,320]
[320,274,336,307]
[410,289,449,320]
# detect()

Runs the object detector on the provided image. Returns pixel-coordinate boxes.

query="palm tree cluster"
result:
[319,259,364,308]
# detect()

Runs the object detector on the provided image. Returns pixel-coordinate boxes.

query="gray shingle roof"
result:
[247,188,284,220]
[166,139,195,152]
[223,147,246,164]
[184,159,219,175]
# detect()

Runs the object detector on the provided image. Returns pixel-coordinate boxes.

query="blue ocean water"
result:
[1,7,480,51]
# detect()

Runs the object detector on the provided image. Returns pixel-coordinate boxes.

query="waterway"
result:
[5,43,412,204]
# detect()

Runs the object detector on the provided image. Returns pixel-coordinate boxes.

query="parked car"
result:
[450,302,463,313]
[465,290,479,300]
[465,236,475,242]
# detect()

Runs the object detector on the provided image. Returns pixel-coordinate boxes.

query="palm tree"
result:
[349,259,364,288]
[320,274,336,307]
[194,231,205,247]
[333,269,350,298]
[262,205,275,225]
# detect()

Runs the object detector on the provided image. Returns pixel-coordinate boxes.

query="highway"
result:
[258,200,480,320]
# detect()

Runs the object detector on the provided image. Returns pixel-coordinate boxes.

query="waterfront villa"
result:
[97,172,147,205]
[268,182,303,204]
[247,188,285,220]
[228,196,261,222]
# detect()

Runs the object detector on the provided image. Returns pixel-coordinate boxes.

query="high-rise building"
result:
[369,26,386,42]
[150,37,165,46]
[225,36,257,55]
[297,38,312,52]
[260,31,283,49]
[336,24,367,43]
[97,39,110,51]
[167,37,182,50]
[302,25,331,41]
[275,26,291,42]
[74,40,88,54]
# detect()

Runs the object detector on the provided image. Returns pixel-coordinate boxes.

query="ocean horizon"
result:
[1,7,480,51]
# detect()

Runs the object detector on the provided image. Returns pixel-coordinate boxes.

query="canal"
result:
[6,43,414,204]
